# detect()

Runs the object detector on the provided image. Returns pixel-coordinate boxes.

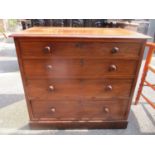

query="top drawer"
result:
[19,41,142,59]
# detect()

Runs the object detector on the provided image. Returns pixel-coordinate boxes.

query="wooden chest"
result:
[11,27,149,129]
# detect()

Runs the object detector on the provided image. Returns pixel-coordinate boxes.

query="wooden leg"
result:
[135,45,154,105]
[135,70,148,105]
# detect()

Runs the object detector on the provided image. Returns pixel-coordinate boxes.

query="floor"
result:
[0,37,155,135]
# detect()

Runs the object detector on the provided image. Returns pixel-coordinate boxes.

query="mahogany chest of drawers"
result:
[11,27,149,129]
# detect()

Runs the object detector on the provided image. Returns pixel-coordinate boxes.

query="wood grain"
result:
[20,41,142,59]
[23,59,138,79]
[11,27,148,129]
[10,27,150,39]
[30,100,128,121]
[26,79,133,100]
[29,120,128,129]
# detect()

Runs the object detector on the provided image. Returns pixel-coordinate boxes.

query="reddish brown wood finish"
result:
[10,27,150,39]
[26,79,133,100]
[23,59,138,79]
[11,27,149,129]
[20,41,142,59]
[30,100,128,121]
[30,120,128,129]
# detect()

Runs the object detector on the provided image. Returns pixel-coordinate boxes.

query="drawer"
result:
[20,41,141,59]
[23,59,138,78]
[26,79,133,100]
[30,100,128,121]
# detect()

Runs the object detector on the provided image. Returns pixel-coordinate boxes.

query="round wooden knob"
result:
[50,107,56,112]
[104,107,109,113]
[49,85,54,91]
[106,85,113,91]
[46,65,53,70]
[44,46,51,53]
[111,47,119,54]
[109,64,117,71]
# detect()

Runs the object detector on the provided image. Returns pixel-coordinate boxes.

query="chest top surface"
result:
[10,27,150,39]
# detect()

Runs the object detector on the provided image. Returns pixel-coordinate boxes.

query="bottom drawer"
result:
[30,100,128,121]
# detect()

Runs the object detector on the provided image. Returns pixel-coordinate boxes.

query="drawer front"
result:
[20,41,141,59]
[26,79,133,100]
[30,100,128,121]
[23,59,138,78]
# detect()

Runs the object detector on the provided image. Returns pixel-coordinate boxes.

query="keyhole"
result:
[76,42,83,48]
[80,59,84,66]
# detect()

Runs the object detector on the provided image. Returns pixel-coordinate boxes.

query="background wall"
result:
[147,19,155,42]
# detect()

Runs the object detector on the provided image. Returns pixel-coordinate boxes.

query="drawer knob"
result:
[111,47,119,54]
[47,65,53,70]
[106,85,113,91]
[76,42,83,48]
[50,107,56,112]
[109,64,117,71]
[104,107,109,113]
[49,85,54,91]
[44,46,51,53]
